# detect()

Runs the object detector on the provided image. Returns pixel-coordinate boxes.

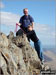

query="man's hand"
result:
[28,26,33,31]
[16,23,21,26]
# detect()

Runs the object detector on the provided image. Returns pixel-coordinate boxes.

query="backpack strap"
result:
[22,15,30,20]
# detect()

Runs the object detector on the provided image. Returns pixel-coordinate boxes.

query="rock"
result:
[7,31,14,40]
[12,32,29,47]
[0,30,41,75]
[0,33,9,47]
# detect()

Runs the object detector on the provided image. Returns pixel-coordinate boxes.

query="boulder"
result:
[0,30,41,75]
[0,33,9,47]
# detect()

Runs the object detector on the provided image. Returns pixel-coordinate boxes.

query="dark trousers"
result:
[26,30,39,42]
[20,26,38,42]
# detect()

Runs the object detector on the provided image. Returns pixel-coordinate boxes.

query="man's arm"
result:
[32,22,34,29]
[29,15,34,29]
[28,22,34,31]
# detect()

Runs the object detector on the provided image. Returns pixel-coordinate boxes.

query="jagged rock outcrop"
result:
[0,30,41,75]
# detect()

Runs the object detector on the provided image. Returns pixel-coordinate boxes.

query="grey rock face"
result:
[7,31,14,40]
[0,33,9,47]
[0,30,40,75]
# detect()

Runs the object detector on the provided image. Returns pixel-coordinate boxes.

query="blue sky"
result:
[1,0,55,25]
[0,0,55,46]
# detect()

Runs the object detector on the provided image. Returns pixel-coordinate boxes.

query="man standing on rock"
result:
[16,8,44,65]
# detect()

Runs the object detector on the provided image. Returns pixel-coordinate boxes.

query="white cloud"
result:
[0,11,20,26]
[0,2,4,8]
[34,23,55,37]
[34,23,50,32]
[34,23,55,46]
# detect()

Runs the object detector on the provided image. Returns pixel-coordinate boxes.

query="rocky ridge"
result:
[0,29,41,75]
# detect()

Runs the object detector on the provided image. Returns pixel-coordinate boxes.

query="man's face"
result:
[23,9,28,15]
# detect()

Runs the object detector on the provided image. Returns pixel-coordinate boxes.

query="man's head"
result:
[23,8,28,16]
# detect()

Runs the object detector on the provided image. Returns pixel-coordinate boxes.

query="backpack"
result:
[22,15,30,20]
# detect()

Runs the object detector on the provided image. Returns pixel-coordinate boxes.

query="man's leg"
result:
[27,30,44,62]
[27,30,38,42]
[34,40,44,62]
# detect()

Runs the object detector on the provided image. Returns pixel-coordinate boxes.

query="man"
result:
[16,8,44,65]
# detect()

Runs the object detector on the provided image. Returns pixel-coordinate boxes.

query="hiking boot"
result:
[40,63,45,70]
[41,60,44,65]
[40,60,45,70]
